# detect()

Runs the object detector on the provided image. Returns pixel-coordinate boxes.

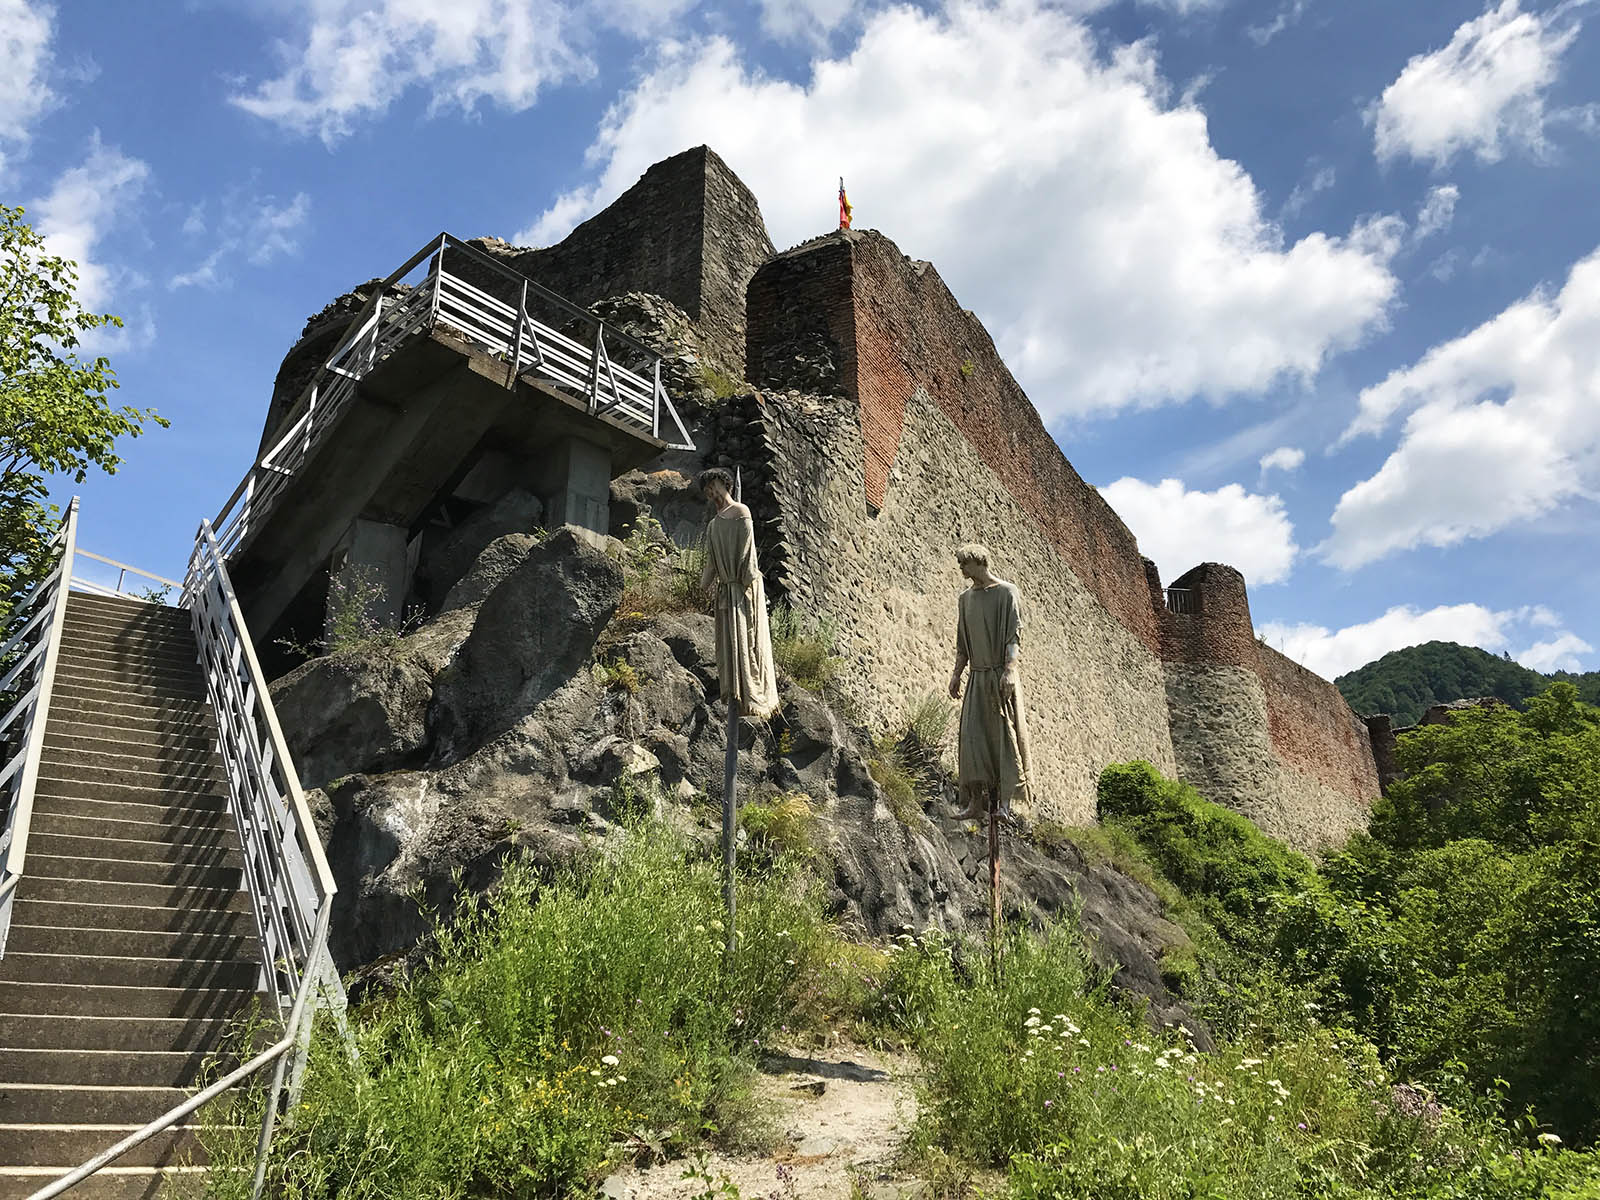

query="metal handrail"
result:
[210,231,695,561]
[70,548,181,600]
[0,498,78,955]
[184,519,338,1021]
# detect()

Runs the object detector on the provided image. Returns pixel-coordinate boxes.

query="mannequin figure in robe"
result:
[697,468,780,720]
[947,543,1033,820]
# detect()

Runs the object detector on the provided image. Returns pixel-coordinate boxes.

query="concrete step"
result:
[33,777,230,814]
[43,728,218,766]
[37,753,226,790]
[22,853,242,890]
[63,593,189,626]
[0,1084,193,1125]
[0,1013,234,1054]
[28,828,239,863]
[29,810,237,850]
[12,899,253,937]
[54,650,202,686]
[19,877,252,912]
[47,704,216,742]
[0,1048,230,1088]
[0,980,257,1020]
[5,923,253,961]
[0,953,259,991]
[0,1123,209,1168]
[52,670,206,705]
[0,1165,209,1199]
[51,680,207,714]
[56,633,196,665]
[30,792,229,826]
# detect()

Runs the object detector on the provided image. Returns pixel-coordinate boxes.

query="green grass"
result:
[877,923,1600,1200]
[769,603,841,692]
[201,816,833,1198]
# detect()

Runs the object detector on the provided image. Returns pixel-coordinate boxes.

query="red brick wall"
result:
[1157,563,1258,669]
[1259,645,1381,803]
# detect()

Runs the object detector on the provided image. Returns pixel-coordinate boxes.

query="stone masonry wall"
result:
[747,230,1163,655]
[724,384,1179,826]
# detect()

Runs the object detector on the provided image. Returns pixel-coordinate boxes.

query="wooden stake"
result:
[988,797,1001,978]
[721,466,744,959]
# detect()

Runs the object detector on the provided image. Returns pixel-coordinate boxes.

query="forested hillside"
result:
[1335,640,1600,725]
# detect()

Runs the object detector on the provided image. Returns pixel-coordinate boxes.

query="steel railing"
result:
[0,499,77,956]
[68,549,181,602]
[28,514,345,1199]
[211,231,695,562]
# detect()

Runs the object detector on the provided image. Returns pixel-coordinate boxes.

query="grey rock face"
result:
[421,488,544,609]
[273,523,1206,1039]
[609,469,708,549]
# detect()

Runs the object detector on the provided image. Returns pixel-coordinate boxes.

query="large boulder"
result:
[428,528,623,759]
[419,487,545,609]
[610,470,708,549]
[270,608,474,790]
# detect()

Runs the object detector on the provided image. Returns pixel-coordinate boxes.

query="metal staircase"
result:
[0,502,342,1198]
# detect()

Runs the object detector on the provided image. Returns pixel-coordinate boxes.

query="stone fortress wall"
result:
[262,145,1380,851]
[736,226,1378,847]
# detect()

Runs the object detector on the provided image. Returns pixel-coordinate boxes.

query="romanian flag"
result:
[839,177,852,229]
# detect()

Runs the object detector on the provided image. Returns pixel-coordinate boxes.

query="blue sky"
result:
[4,0,1597,680]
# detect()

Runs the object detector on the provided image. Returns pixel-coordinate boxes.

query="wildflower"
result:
[1044,1100,1053,1108]
[602,1055,620,1067]
[1024,1015,1042,1028]
[695,924,706,934]
[1028,1007,1041,1015]
[1297,1123,1307,1130]
[1538,1133,1563,1146]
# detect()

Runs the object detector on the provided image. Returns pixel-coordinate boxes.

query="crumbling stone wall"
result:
[1158,564,1376,849]
[723,384,1180,826]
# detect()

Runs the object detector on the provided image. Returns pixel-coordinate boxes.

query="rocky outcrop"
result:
[275,526,1210,1042]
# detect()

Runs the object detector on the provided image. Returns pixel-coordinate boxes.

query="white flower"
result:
[1538,1133,1563,1146]
[1024,1016,1042,1028]
[601,1055,619,1067]
[1028,1007,1041,1015]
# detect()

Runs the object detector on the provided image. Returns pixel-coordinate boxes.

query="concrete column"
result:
[541,436,612,546]
[326,518,409,642]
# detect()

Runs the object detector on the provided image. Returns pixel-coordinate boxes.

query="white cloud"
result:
[1100,477,1298,586]
[31,134,150,313]
[1281,164,1334,219]
[758,0,860,42]
[0,0,56,177]
[1259,602,1591,679]
[1370,0,1591,167]
[171,191,312,290]
[1258,446,1305,475]
[1414,183,1459,240]
[1247,0,1309,47]
[526,2,1402,418]
[230,0,703,143]
[1519,631,1594,672]
[1325,242,1600,569]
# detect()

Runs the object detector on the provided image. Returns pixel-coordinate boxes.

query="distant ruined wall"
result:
[1158,565,1376,849]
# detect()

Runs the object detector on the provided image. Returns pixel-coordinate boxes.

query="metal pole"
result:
[721,467,744,958]
[989,799,1001,978]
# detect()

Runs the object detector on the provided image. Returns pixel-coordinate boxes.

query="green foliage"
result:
[769,603,841,692]
[1096,762,1319,933]
[875,924,1592,1200]
[593,656,641,694]
[699,364,743,402]
[610,515,714,632]
[738,791,821,862]
[868,746,924,826]
[0,205,167,606]
[1335,639,1600,724]
[1101,686,1600,1144]
[203,816,833,1198]
[277,566,418,660]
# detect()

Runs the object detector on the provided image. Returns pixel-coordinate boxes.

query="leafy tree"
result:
[1336,640,1600,724]
[0,204,166,606]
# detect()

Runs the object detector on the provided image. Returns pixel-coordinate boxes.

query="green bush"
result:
[739,792,822,862]
[203,818,831,1198]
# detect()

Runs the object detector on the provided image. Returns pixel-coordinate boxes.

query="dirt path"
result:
[602,1044,923,1200]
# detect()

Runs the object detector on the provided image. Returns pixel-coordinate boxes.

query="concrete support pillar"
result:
[326,518,409,642]
[541,436,612,547]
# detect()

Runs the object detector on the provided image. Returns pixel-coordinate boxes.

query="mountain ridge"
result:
[1335,639,1600,725]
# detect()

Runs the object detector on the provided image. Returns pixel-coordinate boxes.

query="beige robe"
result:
[956,579,1033,811]
[705,507,780,720]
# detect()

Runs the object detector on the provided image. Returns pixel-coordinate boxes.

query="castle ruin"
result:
[239,145,1380,853]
